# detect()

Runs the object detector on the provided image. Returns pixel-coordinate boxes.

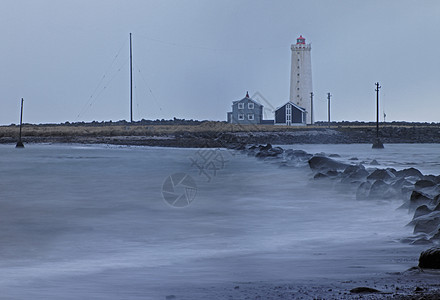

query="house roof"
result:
[275,101,307,113]
[232,96,263,107]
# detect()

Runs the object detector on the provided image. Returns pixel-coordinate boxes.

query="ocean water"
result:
[0,143,437,299]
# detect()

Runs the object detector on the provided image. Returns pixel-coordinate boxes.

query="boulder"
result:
[356,181,372,200]
[367,168,395,181]
[370,159,380,166]
[409,191,433,211]
[314,172,328,179]
[413,205,432,219]
[395,167,423,179]
[368,180,394,199]
[308,156,348,171]
[412,212,440,234]
[419,247,440,269]
[415,179,436,190]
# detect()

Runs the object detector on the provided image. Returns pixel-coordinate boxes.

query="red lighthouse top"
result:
[296,35,306,44]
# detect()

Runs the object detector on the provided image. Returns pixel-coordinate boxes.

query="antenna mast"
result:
[129,33,133,123]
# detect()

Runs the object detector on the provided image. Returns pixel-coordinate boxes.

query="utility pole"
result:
[16,98,24,148]
[310,92,314,125]
[327,93,331,128]
[129,32,133,123]
[372,82,384,148]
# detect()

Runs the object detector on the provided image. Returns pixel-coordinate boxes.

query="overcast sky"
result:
[1,0,439,125]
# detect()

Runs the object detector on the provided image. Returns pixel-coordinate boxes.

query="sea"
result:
[0,143,438,299]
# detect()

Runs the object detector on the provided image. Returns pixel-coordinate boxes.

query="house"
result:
[227,92,264,125]
[274,101,307,126]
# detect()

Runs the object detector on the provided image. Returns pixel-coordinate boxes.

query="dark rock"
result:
[411,237,431,245]
[414,205,432,219]
[329,154,341,158]
[343,164,369,180]
[370,159,380,166]
[326,170,340,177]
[314,173,328,179]
[419,247,440,269]
[415,179,436,189]
[395,167,423,179]
[409,191,433,211]
[349,157,358,161]
[350,287,381,294]
[308,156,348,171]
[260,143,272,151]
[412,212,440,234]
[367,168,395,181]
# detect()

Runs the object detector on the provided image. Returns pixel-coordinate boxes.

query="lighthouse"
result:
[289,35,313,124]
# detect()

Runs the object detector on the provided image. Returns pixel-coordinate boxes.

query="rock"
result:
[349,157,358,161]
[415,179,436,189]
[414,205,432,219]
[411,237,431,245]
[343,164,369,180]
[329,153,341,158]
[356,181,372,200]
[395,167,424,179]
[350,287,381,294]
[314,173,328,179]
[368,180,392,199]
[412,212,440,234]
[308,156,348,171]
[326,170,340,177]
[409,191,433,211]
[370,159,380,166]
[367,168,395,181]
[419,247,440,269]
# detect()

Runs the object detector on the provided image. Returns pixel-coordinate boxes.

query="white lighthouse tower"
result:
[290,35,313,124]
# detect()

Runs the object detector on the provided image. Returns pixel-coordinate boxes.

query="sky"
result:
[1,0,440,125]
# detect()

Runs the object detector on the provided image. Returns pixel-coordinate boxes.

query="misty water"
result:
[0,143,437,299]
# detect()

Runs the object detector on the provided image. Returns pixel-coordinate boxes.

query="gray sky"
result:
[1,0,440,125]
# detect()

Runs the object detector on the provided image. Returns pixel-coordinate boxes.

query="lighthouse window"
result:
[238,114,244,120]
[297,73,300,76]
[248,114,254,120]
[238,103,244,109]
[297,88,300,90]
[298,59,300,61]
[248,103,254,109]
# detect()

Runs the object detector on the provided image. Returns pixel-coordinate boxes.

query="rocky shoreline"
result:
[228,143,440,299]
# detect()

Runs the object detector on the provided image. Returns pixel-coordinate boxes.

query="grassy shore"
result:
[2,121,440,147]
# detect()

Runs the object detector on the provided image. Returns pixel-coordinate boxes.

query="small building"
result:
[227,92,264,125]
[275,101,307,126]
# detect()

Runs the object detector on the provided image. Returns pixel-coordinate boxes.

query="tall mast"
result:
[130,33,133,123]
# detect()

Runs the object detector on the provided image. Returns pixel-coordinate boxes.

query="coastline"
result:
[2,122,440,147]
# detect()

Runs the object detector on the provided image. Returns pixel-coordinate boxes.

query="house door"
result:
[286,104,292,126]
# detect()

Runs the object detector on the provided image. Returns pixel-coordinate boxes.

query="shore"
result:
[2,121,440,147]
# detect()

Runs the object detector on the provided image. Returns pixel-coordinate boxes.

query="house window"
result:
[238,103,244,109]
[248,114,254,121]
[248,103,254,109]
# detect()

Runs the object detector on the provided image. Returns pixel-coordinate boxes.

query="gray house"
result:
[227,92,264,125]
[275,101,307,126]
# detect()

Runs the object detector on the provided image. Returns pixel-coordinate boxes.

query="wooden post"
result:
[372,82,384,148]
[16,98,24,148]
[327,93,331,128]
